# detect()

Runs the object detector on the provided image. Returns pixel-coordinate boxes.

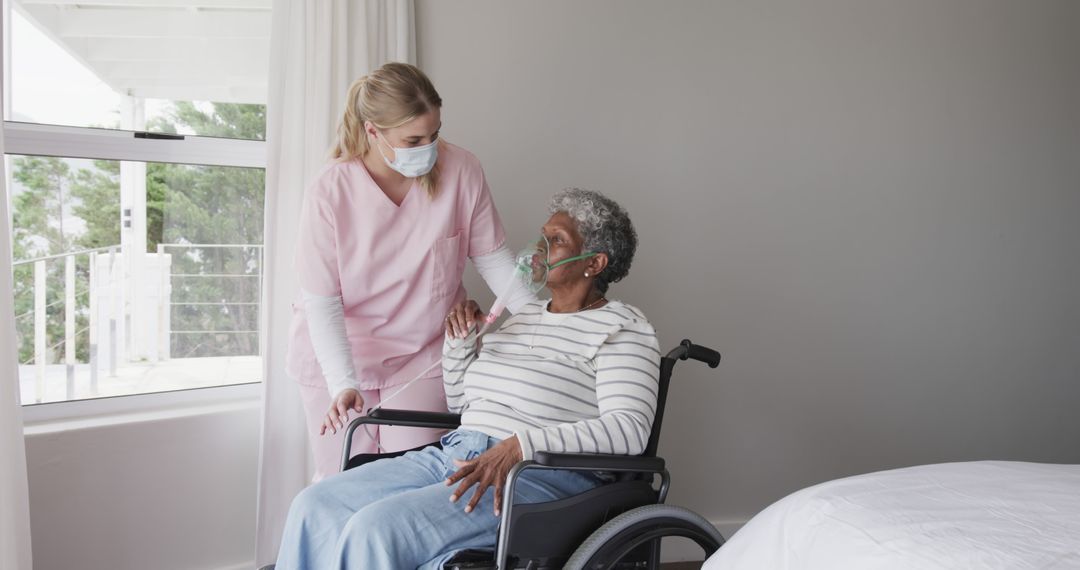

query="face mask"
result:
[513,235,597,293]
[376,132,438,178]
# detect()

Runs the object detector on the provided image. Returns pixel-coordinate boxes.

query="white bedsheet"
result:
[704,461,1080,570]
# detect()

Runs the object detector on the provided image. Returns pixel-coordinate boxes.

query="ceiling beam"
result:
[97,59,266,80]
[126,84,267,105]
[13,1,271,104]
[82,37,268,62]
[13,4,120,92]
[47,7,271,39]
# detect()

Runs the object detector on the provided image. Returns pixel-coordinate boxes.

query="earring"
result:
[584,272,590,277]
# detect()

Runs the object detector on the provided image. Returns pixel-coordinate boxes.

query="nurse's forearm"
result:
[473,244,538,314]
[302,289,360,398]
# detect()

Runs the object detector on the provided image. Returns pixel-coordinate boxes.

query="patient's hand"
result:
[446,435,524,516]
[320,388,364,436]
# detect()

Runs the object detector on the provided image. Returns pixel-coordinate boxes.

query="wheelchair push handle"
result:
[671,339,721,368]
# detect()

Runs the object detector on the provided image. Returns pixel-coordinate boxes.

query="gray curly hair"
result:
[548,188,638,294]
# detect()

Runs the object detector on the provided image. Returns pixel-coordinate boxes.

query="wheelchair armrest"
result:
[357,408,462,429]
[532,451,665,473]
[340,410,460,472]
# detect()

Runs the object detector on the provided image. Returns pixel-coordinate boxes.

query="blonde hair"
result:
[331,62,444,196]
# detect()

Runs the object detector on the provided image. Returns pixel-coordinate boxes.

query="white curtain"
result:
[0,6,34,569]
[255,1,415,565]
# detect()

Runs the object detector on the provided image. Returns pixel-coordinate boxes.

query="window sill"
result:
[22,382,262,434]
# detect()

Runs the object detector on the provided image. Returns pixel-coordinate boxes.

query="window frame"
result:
[4,121,266,169]
[4,120,268,416]
[20,382,263,424]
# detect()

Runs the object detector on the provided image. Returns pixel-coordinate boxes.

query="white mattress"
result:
[704,461,1080,570]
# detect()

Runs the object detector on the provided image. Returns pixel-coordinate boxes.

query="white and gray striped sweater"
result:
[442,299,661,460]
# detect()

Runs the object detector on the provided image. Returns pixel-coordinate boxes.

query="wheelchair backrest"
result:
[643,355,677,459]
[643,340,721,458]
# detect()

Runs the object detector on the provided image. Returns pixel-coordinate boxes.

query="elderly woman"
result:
[275,189,660,569]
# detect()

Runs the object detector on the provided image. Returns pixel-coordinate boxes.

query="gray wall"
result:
[417,0,1080,525]
[25,404,259,570]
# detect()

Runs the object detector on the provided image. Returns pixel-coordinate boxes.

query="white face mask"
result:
[376,132,438,178]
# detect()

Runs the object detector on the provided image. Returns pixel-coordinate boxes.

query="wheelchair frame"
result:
[341,339,722,570]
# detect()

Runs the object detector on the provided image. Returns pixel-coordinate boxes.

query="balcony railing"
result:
[159,243,263,340]
[14,246,118,403]
[13,243,263,404]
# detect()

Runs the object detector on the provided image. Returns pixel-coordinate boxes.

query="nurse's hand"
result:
[445,299,484,339]
[446,435,523,516]
[320,388,364,436]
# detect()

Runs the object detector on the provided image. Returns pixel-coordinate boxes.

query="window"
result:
[5,0,270,406]
[7,1,269,140]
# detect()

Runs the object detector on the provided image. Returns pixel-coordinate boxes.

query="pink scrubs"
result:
[286,142,505,480]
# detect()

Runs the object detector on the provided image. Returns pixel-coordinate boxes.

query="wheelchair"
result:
[340,339,726,570]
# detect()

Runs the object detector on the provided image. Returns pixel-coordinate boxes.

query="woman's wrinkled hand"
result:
[445,435,524,516]
[320,388,364,436]
[445,299,484,339]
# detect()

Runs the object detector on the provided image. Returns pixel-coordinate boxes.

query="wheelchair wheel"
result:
[564,504,725,570]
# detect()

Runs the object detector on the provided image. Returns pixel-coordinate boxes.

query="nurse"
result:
[286,62,532,480]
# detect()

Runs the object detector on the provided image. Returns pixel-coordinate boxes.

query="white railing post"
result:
[109,247,118,377]
[65,254,75,399]
[158,244,170,362]
[89,251,99,395]
[34,260,46,404]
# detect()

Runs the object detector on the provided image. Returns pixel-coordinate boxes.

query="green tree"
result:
[12,156,74,256]
[148,102,265,357]
[10,156,92,363]
[70,160,121,250]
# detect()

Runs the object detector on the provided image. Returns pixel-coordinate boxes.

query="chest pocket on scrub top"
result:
[431,231,463,300]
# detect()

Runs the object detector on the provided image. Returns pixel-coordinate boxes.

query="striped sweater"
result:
[442,299,661,460]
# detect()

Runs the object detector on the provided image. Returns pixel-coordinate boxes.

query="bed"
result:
[703,461,1080,569]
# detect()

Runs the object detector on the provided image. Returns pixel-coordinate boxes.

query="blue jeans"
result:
[275,429,604,569]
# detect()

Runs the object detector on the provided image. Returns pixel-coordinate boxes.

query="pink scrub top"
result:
[285,142,506,391]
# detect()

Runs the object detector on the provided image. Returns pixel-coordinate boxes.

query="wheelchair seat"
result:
[341,340,724,570]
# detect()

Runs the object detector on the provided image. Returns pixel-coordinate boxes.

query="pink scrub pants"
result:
[298,373,449,482]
